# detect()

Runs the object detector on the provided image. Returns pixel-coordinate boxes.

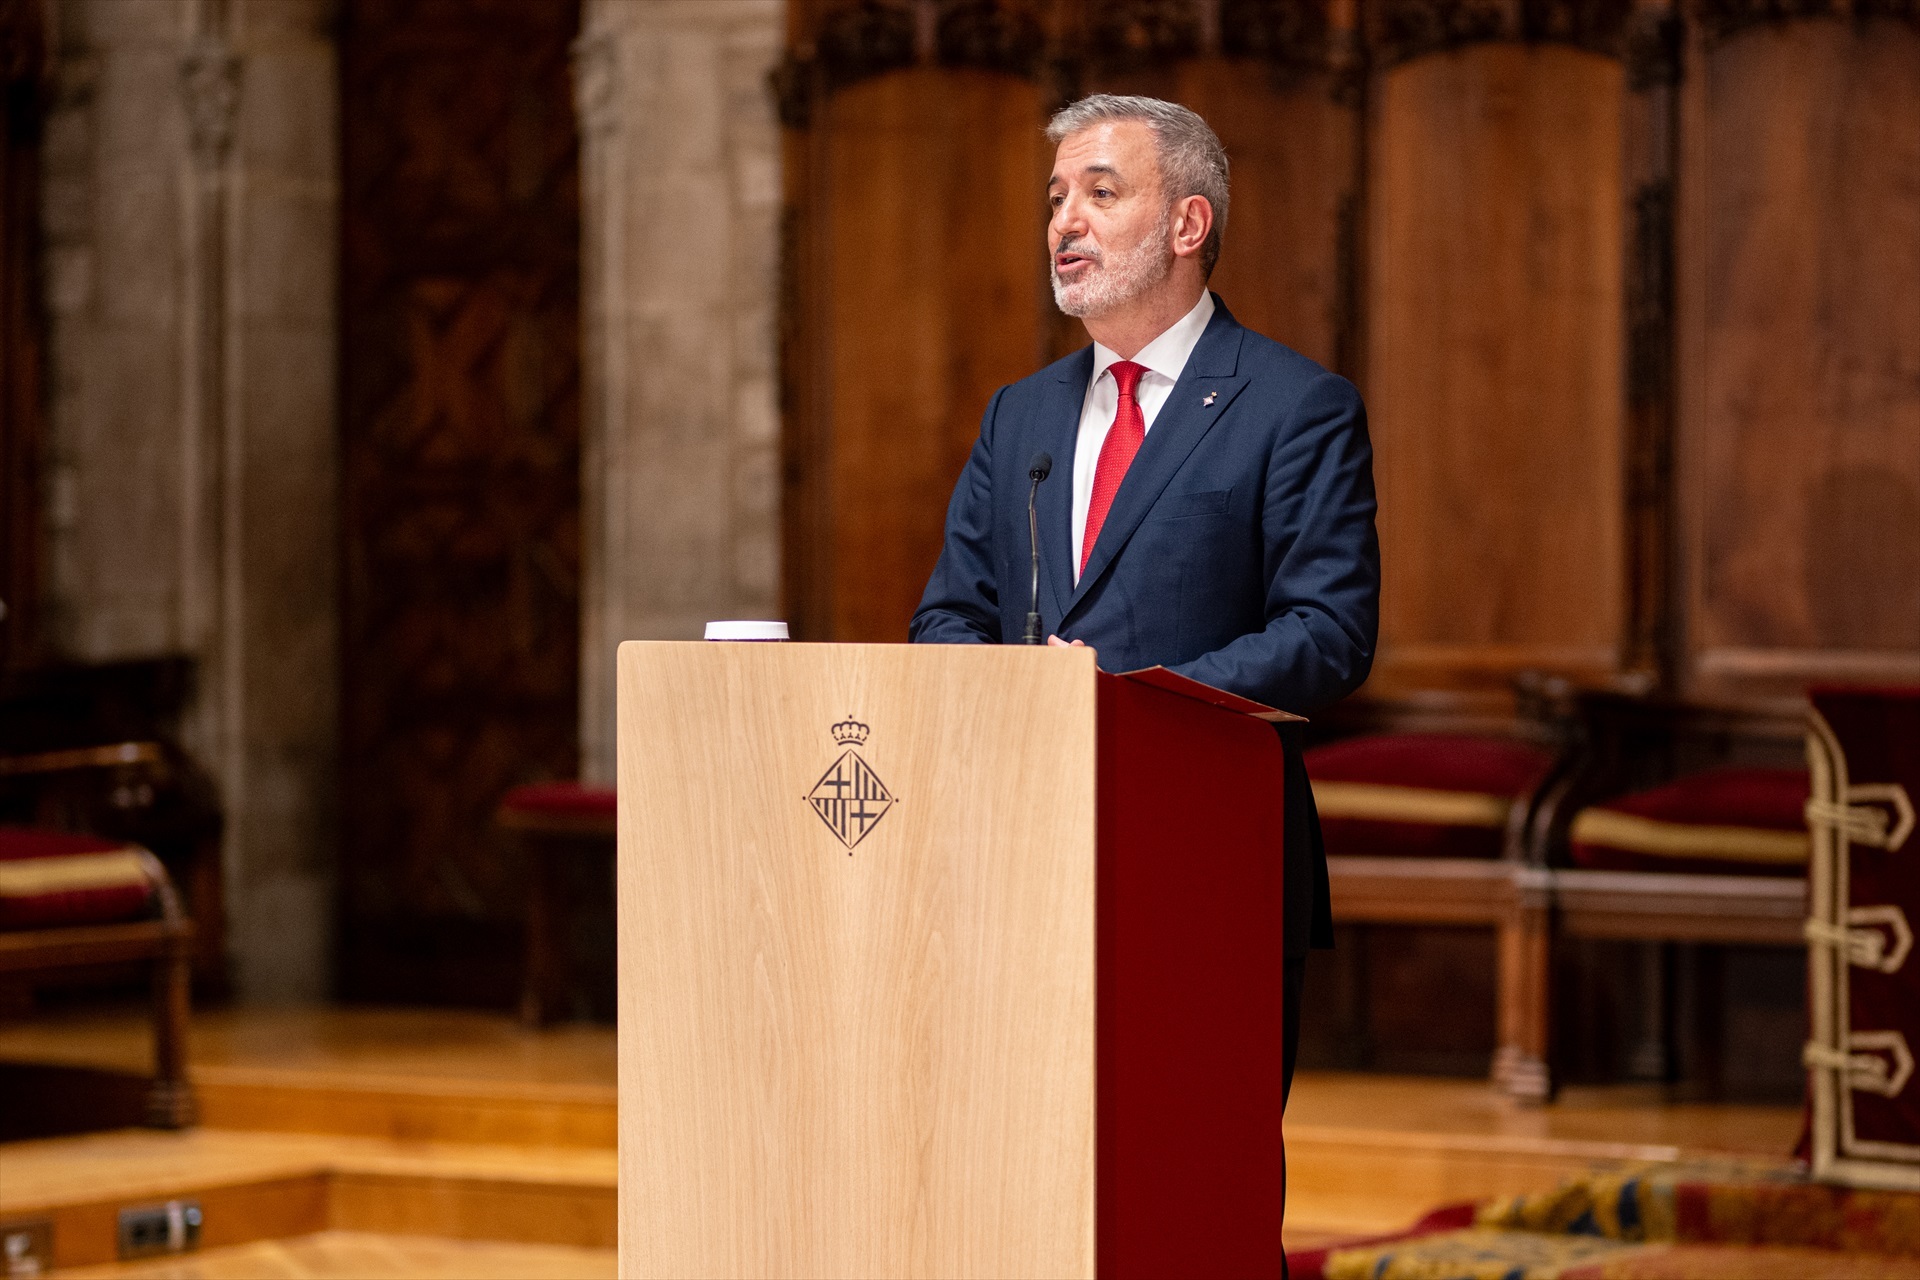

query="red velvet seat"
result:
[1306,734,1558,860]
[496,781,617,837]
[1567,766,1810,877]
[0,827,160,930]
[0,825,196,1126]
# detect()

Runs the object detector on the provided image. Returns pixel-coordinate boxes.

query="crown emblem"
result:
[808,714,894,852]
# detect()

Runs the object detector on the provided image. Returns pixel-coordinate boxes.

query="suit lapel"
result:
[1035,348,1091,620]
[1065,305,1250,622]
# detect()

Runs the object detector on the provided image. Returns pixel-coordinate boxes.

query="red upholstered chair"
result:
[1533,693,1810,1095]
[0,827,196,1126]
[0,661,230,991]
[1309,733,1558,862]
[496,781,616,1025]
[1305,685,1574,1099]
[1567,766,1809,877]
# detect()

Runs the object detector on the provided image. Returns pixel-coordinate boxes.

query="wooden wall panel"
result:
[812,70,1049,642]
[1368,45,1626,692]
[1165,61,1355,373]
[1683,21,1920,697]
[338,0,582,1004]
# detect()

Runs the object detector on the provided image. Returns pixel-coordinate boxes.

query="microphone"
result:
[1023,452,1053,645]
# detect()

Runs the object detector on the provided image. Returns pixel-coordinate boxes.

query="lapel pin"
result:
[1203,391,1218,407]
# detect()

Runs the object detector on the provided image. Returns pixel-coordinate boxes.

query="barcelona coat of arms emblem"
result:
[806,716,896,852]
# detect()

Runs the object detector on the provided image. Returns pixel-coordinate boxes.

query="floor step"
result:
[0,1129,615,1270]
[0,1005,1805,1260]
[195,1066,615,1148]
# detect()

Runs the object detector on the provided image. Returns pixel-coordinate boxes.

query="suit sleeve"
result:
[1171,372,1380,713]
[908,386,1007,644]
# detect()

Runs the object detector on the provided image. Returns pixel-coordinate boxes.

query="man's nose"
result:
[1050,196,1087,243]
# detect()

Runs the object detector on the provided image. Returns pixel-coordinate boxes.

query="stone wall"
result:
[39,0,338,1001]
[575,0,784,783]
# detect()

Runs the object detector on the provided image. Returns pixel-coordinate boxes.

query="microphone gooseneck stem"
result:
[1024,473,1044,645]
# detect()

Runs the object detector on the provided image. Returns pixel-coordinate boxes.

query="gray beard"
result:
[1051,211,1175,320]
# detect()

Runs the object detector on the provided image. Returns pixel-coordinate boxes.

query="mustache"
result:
[1054,236,1101,264]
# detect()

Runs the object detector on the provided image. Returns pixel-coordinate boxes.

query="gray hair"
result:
[1046,94,1230,276]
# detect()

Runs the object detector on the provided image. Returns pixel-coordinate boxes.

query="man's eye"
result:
[1095,188,1113,199]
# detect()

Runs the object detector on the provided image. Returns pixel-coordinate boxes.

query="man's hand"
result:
[1046,635,1087,648]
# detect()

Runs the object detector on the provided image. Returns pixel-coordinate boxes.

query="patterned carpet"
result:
[1289,1160,1920,1279]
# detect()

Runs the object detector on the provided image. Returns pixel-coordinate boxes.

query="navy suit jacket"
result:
[910,296,1380,955]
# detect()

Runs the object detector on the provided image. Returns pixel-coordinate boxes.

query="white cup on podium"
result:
[703,620,790,642]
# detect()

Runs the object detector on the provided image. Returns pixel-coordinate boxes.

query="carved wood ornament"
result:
[1694,0,1920,43]
[769,0,1848,129]
[1367,0,1634,67]
[340,0,584,1003]
[776,0,1344,127]
[779,0,1919,124]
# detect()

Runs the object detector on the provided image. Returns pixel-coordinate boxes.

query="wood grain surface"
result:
[1683,21,1920,697]
[788,71,1049,644]
[1367,44,1626,691]
[616,642,1098,1278]
[1182,62,1355,376]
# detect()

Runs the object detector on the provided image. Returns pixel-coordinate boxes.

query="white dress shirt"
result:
[1070,291,1216,579]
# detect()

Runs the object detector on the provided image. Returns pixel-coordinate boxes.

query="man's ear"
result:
[1169,195,1214,261]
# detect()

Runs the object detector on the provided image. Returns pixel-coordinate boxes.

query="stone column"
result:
[575,0,784,783]
[40,0,338,1000]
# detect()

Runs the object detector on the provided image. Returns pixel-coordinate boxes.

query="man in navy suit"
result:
[910,95,1380,1098]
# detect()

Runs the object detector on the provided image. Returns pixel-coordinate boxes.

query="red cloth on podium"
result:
[1097,671,1289,1276]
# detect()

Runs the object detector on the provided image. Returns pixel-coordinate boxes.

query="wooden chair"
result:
[1527,692,1809,1095]
[1309,679,1577,1099]
[0,828,196,1126]
[0,659,227,989]
[495,781,617,1025]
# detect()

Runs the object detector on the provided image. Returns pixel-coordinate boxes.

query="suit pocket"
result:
[1151,486,1233,520]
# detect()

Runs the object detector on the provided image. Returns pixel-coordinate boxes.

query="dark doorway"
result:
[338,0,582,1005]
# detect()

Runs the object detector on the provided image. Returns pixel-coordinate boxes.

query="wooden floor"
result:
[0,1005,1805,1273]
[1284,1073,1801,1236]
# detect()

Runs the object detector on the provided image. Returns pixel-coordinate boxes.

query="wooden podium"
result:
[616,642,1293,1278]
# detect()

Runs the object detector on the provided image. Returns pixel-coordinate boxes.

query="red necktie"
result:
[1081,360,1147,574]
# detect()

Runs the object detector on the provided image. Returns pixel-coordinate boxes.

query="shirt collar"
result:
[1090,290,1216,386]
